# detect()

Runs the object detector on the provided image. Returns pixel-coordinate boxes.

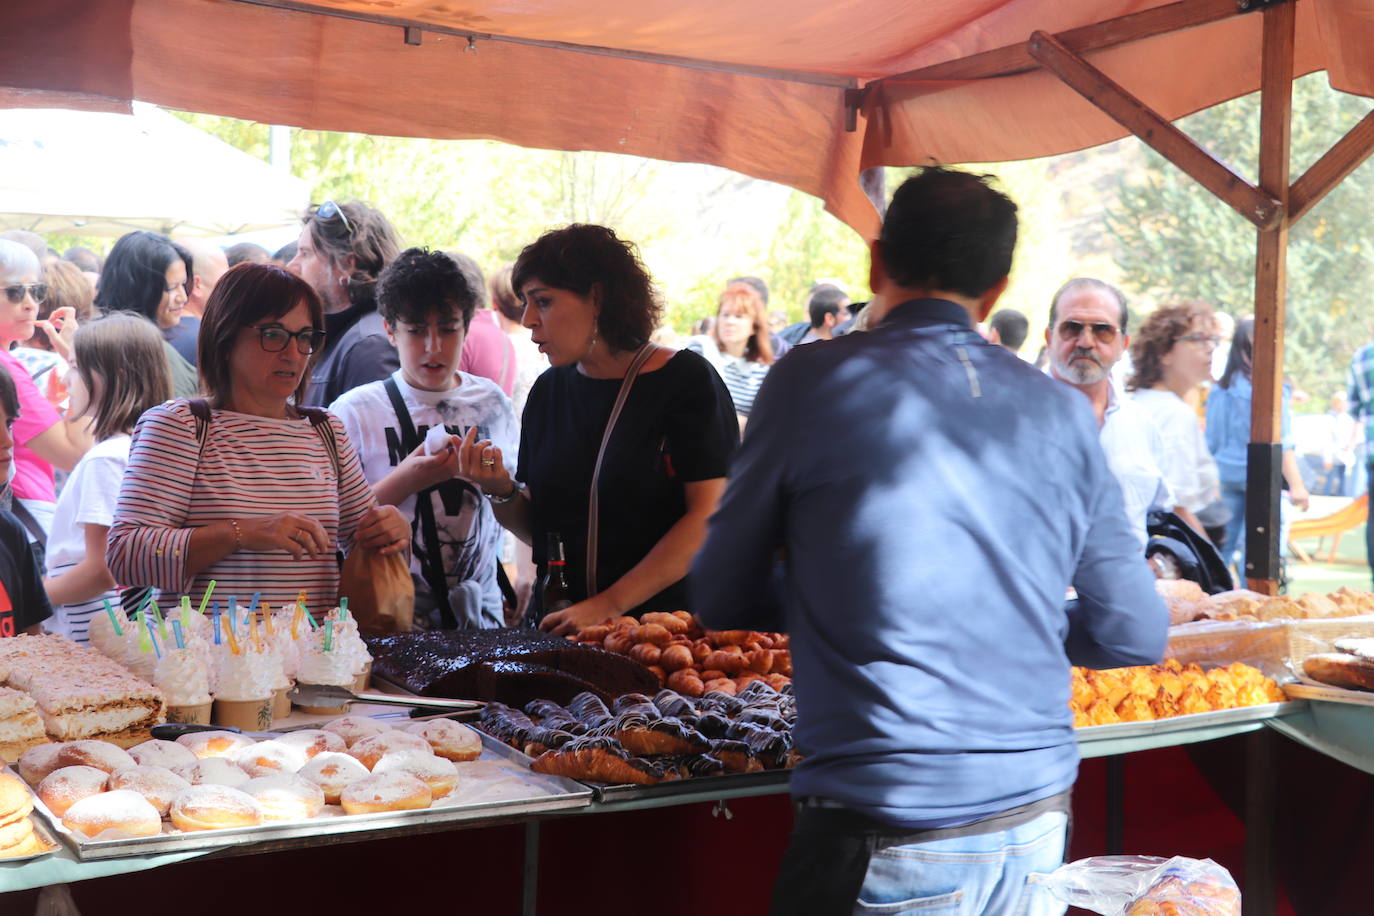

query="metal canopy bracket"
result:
[844,88,867,132]
[404,26,421,46]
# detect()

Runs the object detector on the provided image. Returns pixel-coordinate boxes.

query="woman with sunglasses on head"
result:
[0,240,94,540]
[107,262,410,612]
[457,225,739,636]
[1125,302,1225,539]
[1205,317,1310,577]
[95,231,200,400]
[288,200,402,407]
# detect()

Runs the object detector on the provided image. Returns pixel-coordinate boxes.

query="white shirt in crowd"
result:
[1099,383,1173,548]
[44,434,130,645]
[1131,388,1220,515]
[330,370,518,629]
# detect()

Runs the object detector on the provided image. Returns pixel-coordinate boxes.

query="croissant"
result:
[702,678,738,696]
[706,630,757,647]
[628,642,663,666]
[666,669,705,697]
[530,739,665,785]
[702,651,748,675]
[603,631,636,655]
[660,644,694,672]
[632,624,673,646]
[615,717,711,756]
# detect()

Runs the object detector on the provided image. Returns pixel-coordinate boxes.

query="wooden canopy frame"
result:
[875,0,1374,602]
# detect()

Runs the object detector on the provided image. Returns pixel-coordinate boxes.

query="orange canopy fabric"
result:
[2,0,1372,237]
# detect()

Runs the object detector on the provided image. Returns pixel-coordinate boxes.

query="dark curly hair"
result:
[511,224,659,353]
[302,201,401,310]
[1127,301,1215,391]
[377,248,477,330]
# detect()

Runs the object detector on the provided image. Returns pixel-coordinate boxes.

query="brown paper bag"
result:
[339,545,414,635]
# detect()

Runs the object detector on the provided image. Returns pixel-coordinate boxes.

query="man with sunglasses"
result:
[1046,278,1172,548]
[289,200,402,406]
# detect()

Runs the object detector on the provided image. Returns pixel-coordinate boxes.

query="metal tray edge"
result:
[1074,700,1305,743]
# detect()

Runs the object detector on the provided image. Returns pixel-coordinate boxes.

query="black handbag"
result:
[1145,508,1234,595]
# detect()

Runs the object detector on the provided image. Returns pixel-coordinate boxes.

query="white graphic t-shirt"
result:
[330,370,519,628]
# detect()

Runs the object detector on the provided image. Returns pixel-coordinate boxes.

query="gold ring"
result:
[481,458,496,467]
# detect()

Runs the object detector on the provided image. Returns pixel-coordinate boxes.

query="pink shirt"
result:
[0,349,60,502]
[459,311,517,397]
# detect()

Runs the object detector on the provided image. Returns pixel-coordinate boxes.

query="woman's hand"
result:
[238,512,332,560]
[399,439,461,492]
[1289,483,1311,513]
[455,426,515,497]
[36,306,78,363]
[539,594,621,638]
[355,505,410,555]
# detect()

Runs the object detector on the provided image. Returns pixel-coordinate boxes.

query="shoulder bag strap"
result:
[383,378,458,629]
[585,343,656,598]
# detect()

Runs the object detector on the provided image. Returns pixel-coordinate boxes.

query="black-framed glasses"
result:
[254,324,326,355]
[2,283,47,305]
[315,200,354,237]
[1057,319,1119,344]
[1176,332,1222,348]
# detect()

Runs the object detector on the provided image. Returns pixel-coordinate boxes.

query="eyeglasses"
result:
[1057,319,1119,344]
[2,283,47,306]
[315,200,354,237]
[1176,333,1222,348]
[254,324,327,355]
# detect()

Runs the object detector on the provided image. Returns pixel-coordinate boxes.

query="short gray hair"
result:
[1049,277,1129,335]
[0,239,41,280]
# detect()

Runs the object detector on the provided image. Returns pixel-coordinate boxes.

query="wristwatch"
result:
[486,481,524,505]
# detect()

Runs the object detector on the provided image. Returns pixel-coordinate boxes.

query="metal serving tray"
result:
[30,732,592,861]
[1075,700,1306,758]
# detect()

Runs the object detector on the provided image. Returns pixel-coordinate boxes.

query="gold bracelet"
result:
[228,519,243,552]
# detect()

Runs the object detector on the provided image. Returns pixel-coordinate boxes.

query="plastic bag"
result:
[1031,855,1240,915]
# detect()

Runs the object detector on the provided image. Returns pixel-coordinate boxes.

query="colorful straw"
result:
[171,619,186,650]
[323,620,334,653]
[180,595,193,631]
[103,600,123,636]
[150,601,168,642]
[197,580,217,617]
[262,603,275,635]
[136,611,152,653]
[291,603,302,639]
[146,618,162,659]
[211,601,222,645]
[339,597,349,620]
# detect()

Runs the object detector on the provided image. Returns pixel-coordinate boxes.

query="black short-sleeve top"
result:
[517,349,739,616]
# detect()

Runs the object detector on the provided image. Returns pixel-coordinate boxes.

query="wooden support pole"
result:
[1244,2,1294,602]
[1028,31,1283,229]
[1289,107,1374,224]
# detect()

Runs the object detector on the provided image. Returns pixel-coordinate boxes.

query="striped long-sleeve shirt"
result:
[107,400,376,609]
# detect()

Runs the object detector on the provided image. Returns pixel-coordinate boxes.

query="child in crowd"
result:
[330,248,518,629]
[0,367,53,636]
[43,315,171,644]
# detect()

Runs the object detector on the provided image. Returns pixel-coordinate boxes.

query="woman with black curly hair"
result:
[1127,302,1223,537]
[457,224,739,634]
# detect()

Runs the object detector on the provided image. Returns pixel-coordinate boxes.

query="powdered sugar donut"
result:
[373,751,459,799]
[348,731,432,770]
[176,730,255,760]
[234,740,307,778]
[170,784,263,831]
[321,715,390,747]
[242,775,325,821]
[37,766,109,817]
[340,772,431,815]
[55,741,135,774]
[297,752,370,805]
[173,758,251,788]
[403,719,483,762]
[62,789,162,839]
[18,745,64,785]
[274,729,346,760]
[108,766,191,817]
[128,739,198,770]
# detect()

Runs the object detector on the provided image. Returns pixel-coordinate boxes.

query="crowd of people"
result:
[0,167,1361,911]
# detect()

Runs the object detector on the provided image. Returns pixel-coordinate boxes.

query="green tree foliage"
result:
[1105,73,1374,403]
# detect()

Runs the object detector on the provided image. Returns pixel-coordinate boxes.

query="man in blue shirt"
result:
[690,167,1167,916]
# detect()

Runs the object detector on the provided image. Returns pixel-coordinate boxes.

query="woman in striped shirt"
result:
[107,263,409,611]
[686,282,775,428]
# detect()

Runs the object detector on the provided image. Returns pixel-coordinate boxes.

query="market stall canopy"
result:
[1,0,1372,237]
[0,102,310,238]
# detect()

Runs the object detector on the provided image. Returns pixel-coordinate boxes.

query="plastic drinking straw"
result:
[228,596,240,636]
[212,601,222,645]
[262,603,275,635]
[250,611,262,649]
[339,597,349,620]
[136,612,152,653]
[197,580,217,616]
[150,601,168,642]
[291,604,303,639]
[171,619,186,650]
[103,600,124,636]
[324,620,334,653]
[134,590,153,618]
[247,592,262,624]
[223,614,241,655]
[147,619,162,659]
[180,595,193,631]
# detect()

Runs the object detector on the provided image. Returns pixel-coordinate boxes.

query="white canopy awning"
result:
[0,102,309,238]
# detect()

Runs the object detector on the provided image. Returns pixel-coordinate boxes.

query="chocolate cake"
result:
[366,629,659,706]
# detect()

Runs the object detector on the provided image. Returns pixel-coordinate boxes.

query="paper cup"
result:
[293,682,352,716]
[213,697,273,731]
[166,701,212,725]
[273,686,292,720]
[353,662,371,693]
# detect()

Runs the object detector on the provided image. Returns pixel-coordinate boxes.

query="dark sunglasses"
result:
[1057,319,1119,344]
[2,283,47,306]
[315,200,354,236]
[254,324,327,355]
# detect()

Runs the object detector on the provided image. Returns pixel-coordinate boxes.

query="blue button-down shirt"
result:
[690,298,1166,829]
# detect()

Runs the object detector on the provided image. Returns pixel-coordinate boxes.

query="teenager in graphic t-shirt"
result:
[0,368,53,637]
[330,249,518,629]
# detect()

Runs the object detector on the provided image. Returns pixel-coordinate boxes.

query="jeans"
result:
[1219,480,1293,582]
[854,812,1068,915]
[1367,465,1374,588]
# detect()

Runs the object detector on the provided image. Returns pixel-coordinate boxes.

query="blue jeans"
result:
[854,811,1068,915]
[1220,481,1248,576]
